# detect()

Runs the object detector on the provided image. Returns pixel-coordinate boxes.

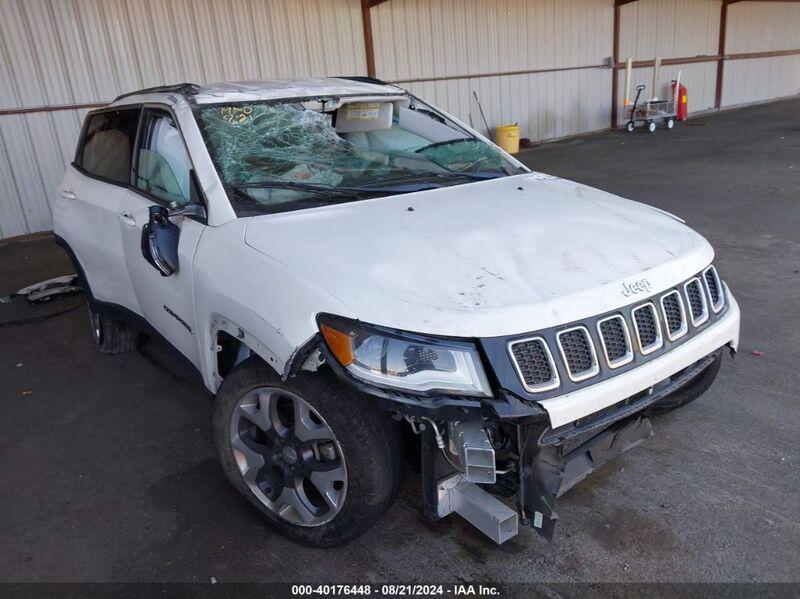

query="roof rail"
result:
[113,82,200,103]
[335,76,398,87]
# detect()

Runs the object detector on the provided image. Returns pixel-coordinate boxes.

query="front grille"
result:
[684,278,708,326]
[509,337,559,392]
[704,266,724,312]
[632,303,662,354]
[597,315,633,367]
[504,265,726,397]
[661,291,687,339]
[557,327,599,381]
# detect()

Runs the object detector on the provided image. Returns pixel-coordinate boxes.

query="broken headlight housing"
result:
[317,314,492,397]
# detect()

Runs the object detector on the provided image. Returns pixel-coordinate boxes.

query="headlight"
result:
[317,315,492,397]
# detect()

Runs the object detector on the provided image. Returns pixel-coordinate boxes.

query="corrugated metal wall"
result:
[723,1,800,106]
[371,0,613,142]
[617,0,721,117]
[1,0,799,240]
[0,0,366,240]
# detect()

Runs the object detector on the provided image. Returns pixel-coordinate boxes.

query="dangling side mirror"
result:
[140,171,207,276]
[141,205,180,276]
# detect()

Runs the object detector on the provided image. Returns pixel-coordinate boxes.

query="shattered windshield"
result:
[194,95,527,215]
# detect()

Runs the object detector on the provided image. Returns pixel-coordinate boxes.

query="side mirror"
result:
[141,205,180,276]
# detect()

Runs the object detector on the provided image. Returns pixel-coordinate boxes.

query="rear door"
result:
[117,106,206,366]
[53,107,141,307]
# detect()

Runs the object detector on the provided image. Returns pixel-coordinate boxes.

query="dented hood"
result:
[243,173,713,337]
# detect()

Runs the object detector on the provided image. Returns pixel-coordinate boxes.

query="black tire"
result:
[651,351,723,413]
[88,305,140,354]
[213,360,404,547]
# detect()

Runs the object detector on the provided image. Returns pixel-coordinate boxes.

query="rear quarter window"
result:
[77,108,140,185]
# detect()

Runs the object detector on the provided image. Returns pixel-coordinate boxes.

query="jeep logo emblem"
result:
[622,278,652,297]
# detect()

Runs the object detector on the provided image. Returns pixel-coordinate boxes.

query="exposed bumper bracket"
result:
[521,413,653,539]
[436,474,519,545]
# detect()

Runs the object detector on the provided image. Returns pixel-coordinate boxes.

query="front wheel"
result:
[213,360,404,547]
[648,121,657,133]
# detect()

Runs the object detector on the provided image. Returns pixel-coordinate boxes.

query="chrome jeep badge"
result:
[622,278,652,297]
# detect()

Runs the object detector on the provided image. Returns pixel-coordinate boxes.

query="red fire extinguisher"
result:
[672,81,688,121]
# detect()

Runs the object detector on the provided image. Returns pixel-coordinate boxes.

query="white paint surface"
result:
[242,172,714,339]
[54,80,740,428]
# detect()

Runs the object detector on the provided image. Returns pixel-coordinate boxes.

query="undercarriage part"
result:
[421,427,457,521]
[300,348,325,372]
[436,474,518,545]
[559,416,652,496]
[520,413,653,540]
[16,274,82,303]
[448,421,496,484]
[421,417,445,449]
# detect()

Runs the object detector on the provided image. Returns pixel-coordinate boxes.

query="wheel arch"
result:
[54,234,95,303]
[207,315,323,393]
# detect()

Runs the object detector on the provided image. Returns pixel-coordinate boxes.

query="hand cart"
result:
[625,85,677,133]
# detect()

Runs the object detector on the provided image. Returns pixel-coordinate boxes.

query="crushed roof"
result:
[111,77,404,107]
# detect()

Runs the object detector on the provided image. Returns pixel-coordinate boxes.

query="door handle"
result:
[119,211,136,226]
[59,189,77,200]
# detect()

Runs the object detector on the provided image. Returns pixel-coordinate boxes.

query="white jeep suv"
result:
[54,78,740,547]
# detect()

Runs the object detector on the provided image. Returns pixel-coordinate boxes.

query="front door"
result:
[118,107,206,367]
[54,108,141,308]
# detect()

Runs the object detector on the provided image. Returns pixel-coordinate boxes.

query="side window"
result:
[134,109,192,205]
[78,109,139,185]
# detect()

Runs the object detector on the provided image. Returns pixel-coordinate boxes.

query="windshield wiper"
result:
[227,171,507,202]
[229,180,374,198]
[230,179,444,197]
[433,171,506,181]
[353,171,505,191]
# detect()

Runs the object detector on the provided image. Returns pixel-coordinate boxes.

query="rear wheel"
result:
[213,360,404,547]
[626,121,635,133]
[88,305,140,354]
[648,121,657,133]
[651,351,723,413]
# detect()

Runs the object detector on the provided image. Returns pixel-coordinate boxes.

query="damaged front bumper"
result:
[421,348,721,544]
[312,288,740,544]
[433,411,654,544]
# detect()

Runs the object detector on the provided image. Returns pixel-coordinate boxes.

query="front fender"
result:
[192,220,356,393]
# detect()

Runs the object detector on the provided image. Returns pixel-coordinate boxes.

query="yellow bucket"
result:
[494,124,520,154]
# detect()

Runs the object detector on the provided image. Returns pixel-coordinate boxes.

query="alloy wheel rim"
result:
[229,386,347,527]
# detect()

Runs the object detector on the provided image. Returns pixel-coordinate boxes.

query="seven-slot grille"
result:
[507,267,725,392]
[556,326,599,381]
[597,315,633,368]
[509,337,559,392]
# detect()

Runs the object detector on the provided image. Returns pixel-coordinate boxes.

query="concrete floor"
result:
[1,99,799,584]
